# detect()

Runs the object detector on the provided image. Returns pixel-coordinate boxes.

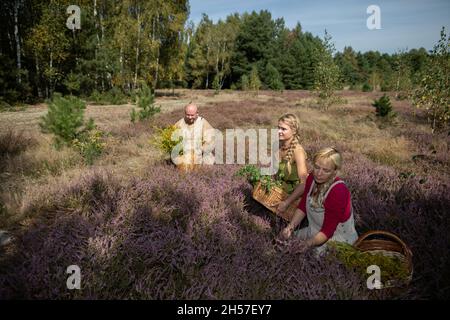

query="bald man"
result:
[173,103,215,168]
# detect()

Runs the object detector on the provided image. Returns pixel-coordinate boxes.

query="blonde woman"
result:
[280,147,358,253]
[275,114,308,214]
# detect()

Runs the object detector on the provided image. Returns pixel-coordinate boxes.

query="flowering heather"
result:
[0,164,408,300]
[341,152,450,299]
[1,97,449,299]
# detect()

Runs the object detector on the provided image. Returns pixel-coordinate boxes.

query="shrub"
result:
[107,87,128,105]
[63,72,81,95]
[372,94,396,118]
[0,130,35,159]
[130,84,160,122]
[89,87,128,105]
[39,94,87,147]
[0,99,13,111]
[89,89,103,104]
[130,108,137,123]
[72,127,106,165]
[212,73,223,94]
[39,94,105,163]
[362,82,373,92]
[240,74,249,91]
[0,130,36,172]
[151,125,183,157]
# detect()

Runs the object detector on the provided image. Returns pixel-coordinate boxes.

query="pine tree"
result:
[130,83,160,122]
[63,72,81,95]
[249,65,261,94]
[230,10,279,86]
[335,46,361,87]
[39,94,87,147]
[372,94,395,118]
[264,62,283,90]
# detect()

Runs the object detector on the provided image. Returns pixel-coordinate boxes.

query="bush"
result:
[0,130,36,171]
[380,83,392,92]
[0,99,13,111]
[130,84,160,122]
[240,74,249,91]
[212,73,223,94]
[0,130,35,157]
[107,87,128,105]
[89,88,128,105]
[39,94,87,147]
[88,90,103,104]
[151,125,183,157]
[63,72,81,95]
[372,94,396,118]
[72,126,106,165]
[362,83,373,92]
[39,94,105,163]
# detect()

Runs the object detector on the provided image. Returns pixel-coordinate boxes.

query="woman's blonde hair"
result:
[278,113,302,175]
[310,147,343,208]
[313,147,343,171]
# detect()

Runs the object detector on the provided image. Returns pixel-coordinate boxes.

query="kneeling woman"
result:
[280,147,358,254]
[276,114,308,214]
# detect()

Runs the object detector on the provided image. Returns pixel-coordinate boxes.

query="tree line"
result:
[0,1,443,106]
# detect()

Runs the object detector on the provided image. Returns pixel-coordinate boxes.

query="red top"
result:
[298,174,352,239]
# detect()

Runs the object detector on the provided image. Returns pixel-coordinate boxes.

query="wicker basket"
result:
[354,230,413,288]
[252,181,298,221]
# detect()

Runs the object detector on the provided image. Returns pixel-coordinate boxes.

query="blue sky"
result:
[188,0,450,53]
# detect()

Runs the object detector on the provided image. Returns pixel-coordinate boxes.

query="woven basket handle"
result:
[354,230,413,261]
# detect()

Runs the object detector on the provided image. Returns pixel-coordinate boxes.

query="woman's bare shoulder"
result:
[294,144,307,158]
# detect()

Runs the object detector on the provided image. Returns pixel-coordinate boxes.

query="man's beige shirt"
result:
[174,116,215,165]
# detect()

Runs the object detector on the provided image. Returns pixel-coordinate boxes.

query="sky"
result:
[188,0,450,53]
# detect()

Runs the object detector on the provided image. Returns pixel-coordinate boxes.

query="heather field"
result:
[0,90,449,299]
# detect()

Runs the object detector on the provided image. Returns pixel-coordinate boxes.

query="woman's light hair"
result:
[278,113,300,134]
[313,147,342,170]
[278,113,302,175]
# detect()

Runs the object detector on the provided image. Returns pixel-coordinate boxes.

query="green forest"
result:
[0,1,444,106]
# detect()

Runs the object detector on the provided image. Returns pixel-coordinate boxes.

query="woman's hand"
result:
[276,200,289,214]
[279,226,293,240]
